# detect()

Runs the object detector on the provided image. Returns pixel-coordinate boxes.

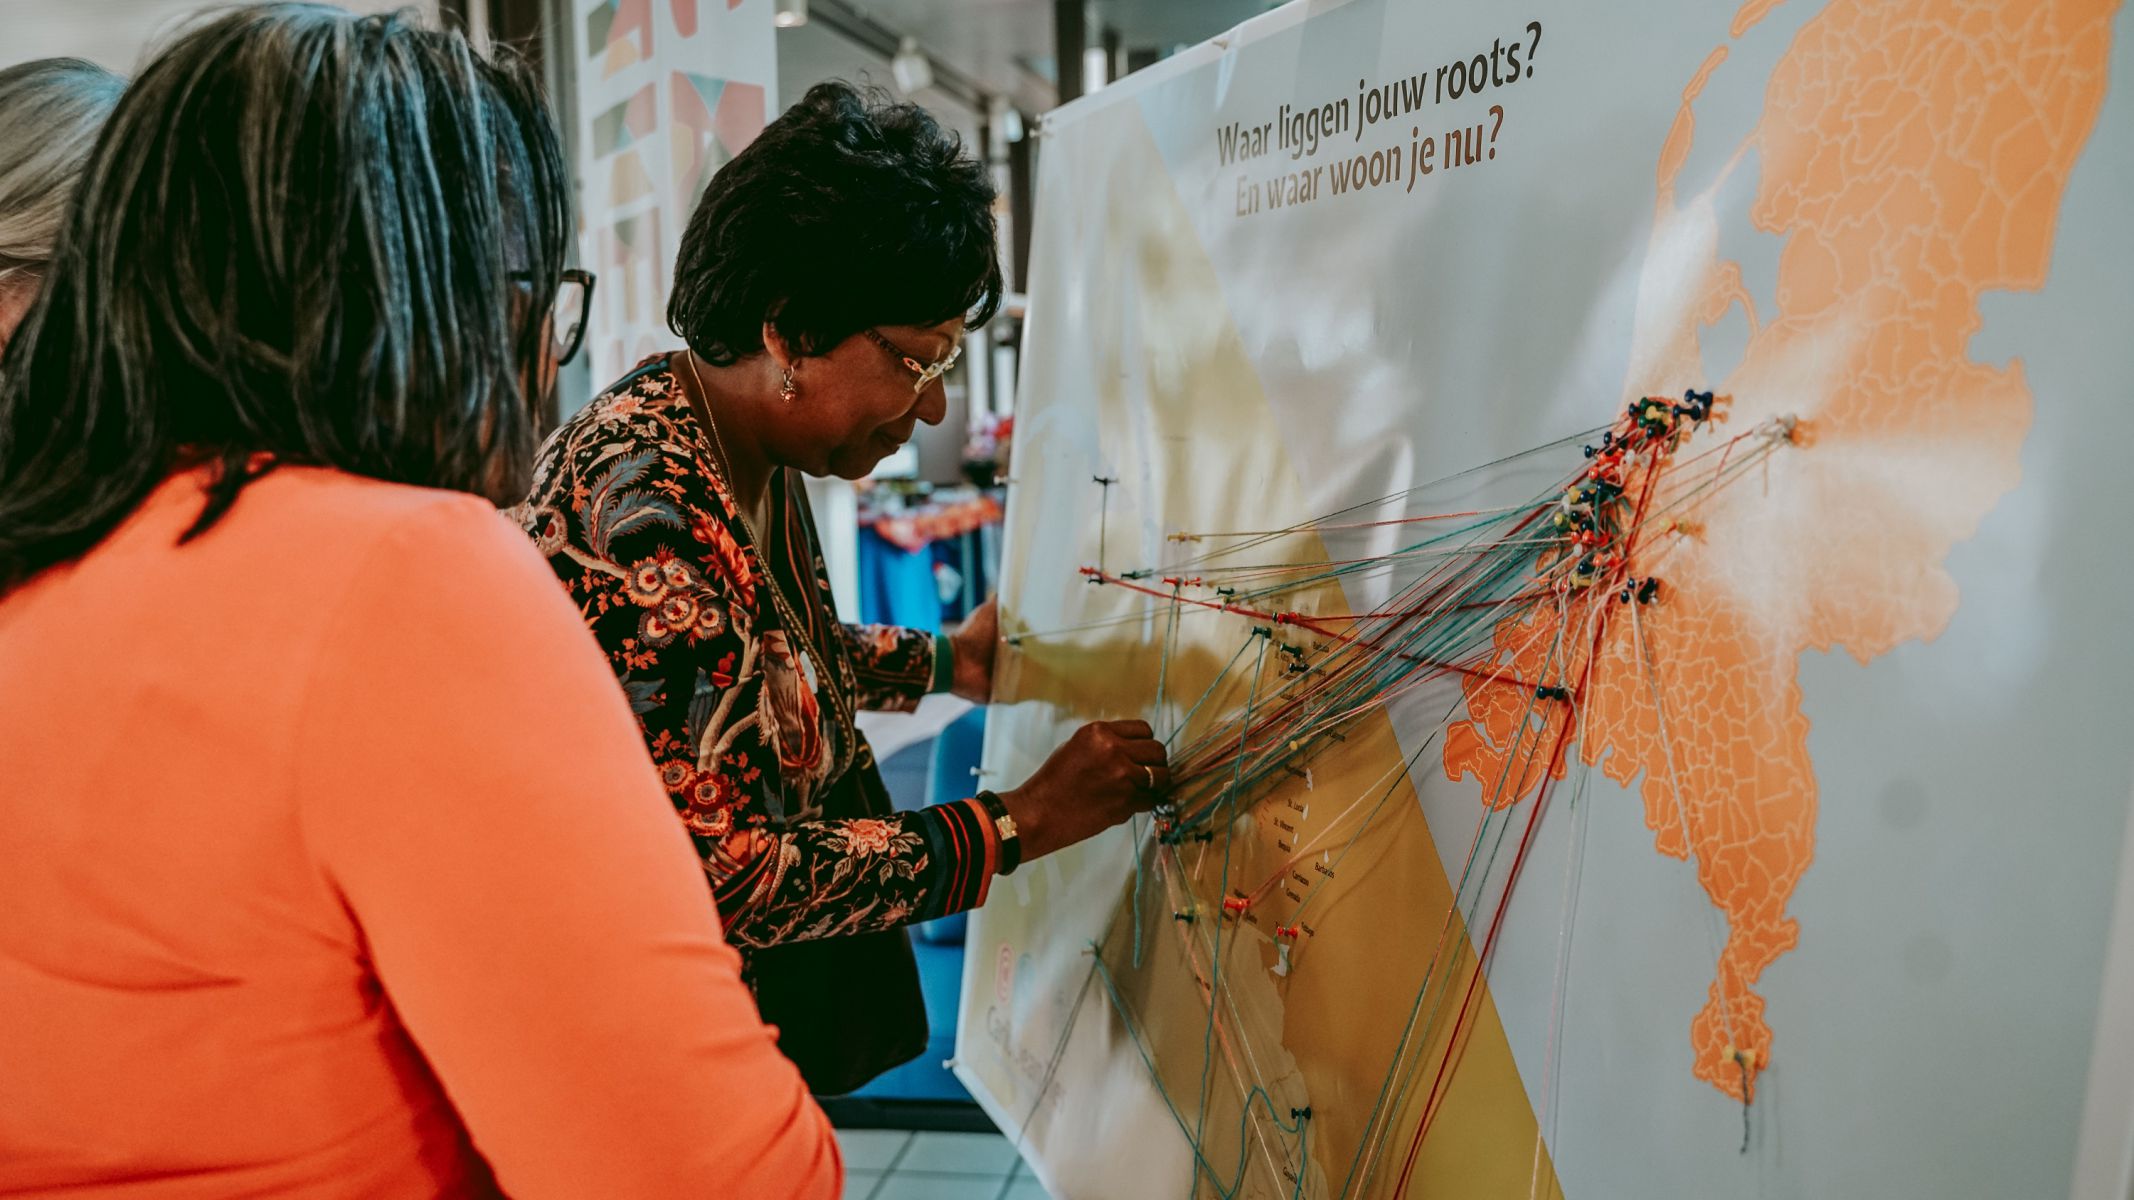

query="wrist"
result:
[975,789,1025,875]
[995,786,1049,863]
[947,625,993,702]
[929,633,955,695]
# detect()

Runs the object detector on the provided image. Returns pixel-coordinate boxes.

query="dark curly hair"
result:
[668,81,1002,366]
[0,5,567,590]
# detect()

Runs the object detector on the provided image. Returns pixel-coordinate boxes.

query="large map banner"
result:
[955,2,2134,1197]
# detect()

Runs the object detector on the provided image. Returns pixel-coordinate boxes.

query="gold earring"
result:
[780,367,798,403]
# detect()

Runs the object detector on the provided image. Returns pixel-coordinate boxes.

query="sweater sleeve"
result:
[292,497,839,1200]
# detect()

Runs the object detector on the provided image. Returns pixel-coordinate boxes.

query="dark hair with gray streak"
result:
[0,58,124,279]
[0,5,568,589]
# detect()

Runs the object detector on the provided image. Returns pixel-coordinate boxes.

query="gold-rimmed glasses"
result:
[862,327,961,393]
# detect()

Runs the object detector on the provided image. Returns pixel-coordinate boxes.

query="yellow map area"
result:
[1444,0,2120,1100]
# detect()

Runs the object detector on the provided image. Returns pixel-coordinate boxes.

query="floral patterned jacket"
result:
[514,356,998,950]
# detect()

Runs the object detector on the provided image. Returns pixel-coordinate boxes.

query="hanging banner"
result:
[572,0,773,385]
[956,1,2134,1197]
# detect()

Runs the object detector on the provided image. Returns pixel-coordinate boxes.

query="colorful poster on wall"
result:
[573,0,772,386]
[956,2,2134,1198]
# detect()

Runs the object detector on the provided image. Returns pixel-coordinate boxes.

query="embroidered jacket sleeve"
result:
[519,387,995,948]
[838,623,944,713]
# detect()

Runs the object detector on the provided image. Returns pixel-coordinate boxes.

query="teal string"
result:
[1092,947,1312,1200]
[1189,635,1269,1195]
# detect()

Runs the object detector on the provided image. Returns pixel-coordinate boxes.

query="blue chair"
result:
[850,706,987,1101]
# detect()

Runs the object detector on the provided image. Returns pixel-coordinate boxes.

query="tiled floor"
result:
[835,1128,1054,1200]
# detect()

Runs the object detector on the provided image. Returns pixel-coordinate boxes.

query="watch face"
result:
[995,814,1018,840]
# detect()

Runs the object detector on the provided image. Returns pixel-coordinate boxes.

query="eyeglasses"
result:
[551,269,596,366]
[863,328,961,394]
[511,269,597,367]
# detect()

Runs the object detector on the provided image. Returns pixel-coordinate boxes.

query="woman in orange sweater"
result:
[0,8,838,1197]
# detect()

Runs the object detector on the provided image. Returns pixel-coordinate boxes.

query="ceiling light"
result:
[773,0,807,28]
[891,37,934,95]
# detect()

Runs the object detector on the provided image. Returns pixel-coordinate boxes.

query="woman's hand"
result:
[949,596,998,703]
[998,719,1169,862]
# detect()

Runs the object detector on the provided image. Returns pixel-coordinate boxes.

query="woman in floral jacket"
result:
[516,82,1167,1091]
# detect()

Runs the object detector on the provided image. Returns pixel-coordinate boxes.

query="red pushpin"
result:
[1271,924,1301,977]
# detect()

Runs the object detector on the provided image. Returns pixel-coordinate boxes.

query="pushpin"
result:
[1221,896,1252,917]
[1723,1044,1757,1070]
[1273,922,1302,976]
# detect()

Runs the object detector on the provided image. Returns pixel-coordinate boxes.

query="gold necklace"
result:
[678,351,770,535]
[677,351,860,760]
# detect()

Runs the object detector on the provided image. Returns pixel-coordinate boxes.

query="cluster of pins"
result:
[1154,802,1215,848]
[1553,389,1719,593]
[1194,892,1309,979]
[1159,883,1313,976]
